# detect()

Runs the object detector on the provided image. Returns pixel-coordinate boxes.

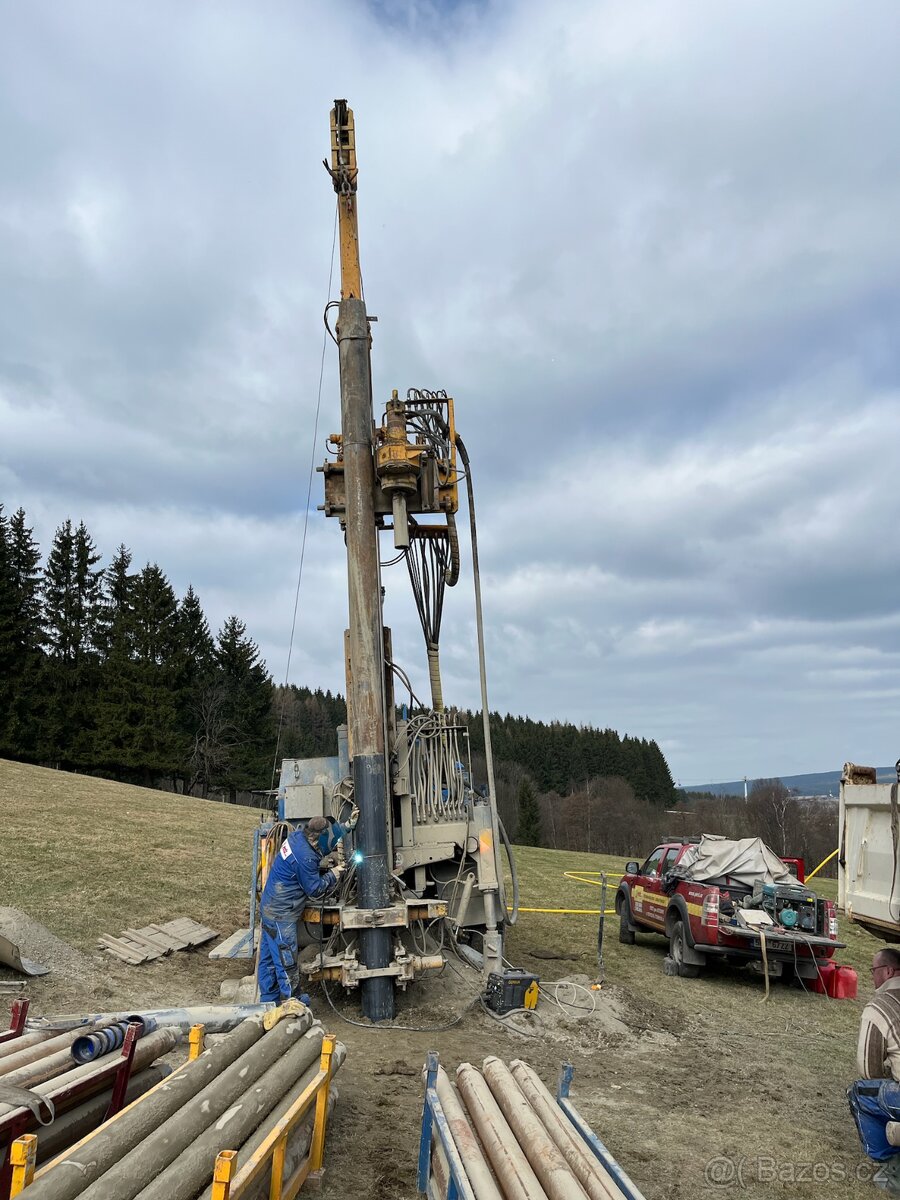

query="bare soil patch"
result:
[0,761,885,1198]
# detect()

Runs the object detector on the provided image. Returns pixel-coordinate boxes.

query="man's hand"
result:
[332,862,347,881]
[347,804,360,831]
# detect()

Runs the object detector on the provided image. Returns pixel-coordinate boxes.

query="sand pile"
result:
[0,907,94,984]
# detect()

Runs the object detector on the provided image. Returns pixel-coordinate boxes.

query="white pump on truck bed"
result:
[839,762,900,943]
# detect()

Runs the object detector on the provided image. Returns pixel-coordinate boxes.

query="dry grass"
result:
[0,758,262,946]
[0,760,886,1197]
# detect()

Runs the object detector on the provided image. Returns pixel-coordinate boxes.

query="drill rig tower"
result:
[274,101,510,1021]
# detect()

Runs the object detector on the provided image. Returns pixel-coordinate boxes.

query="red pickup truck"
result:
[616,836,843,981]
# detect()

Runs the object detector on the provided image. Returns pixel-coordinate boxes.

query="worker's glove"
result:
[347,804,360,831]
[319,854,338,871]
[332,862,347,881]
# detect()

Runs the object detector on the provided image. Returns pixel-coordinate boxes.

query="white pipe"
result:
[482,1058,589,1200]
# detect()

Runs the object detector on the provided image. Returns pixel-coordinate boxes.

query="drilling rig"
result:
[239,101,515,1022]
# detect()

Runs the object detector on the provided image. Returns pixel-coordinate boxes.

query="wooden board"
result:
[98,917,219,964]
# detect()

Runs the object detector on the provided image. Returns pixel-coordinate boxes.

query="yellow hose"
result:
[804,847,839,884]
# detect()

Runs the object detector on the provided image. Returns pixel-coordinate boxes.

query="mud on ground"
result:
[0,897,879,1200]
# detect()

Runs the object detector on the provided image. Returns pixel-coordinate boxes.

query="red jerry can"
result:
[828,965,858,1000]
[812,961,836,995]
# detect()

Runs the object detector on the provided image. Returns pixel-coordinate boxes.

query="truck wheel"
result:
[669,920,700,978]
[618,903,635,945]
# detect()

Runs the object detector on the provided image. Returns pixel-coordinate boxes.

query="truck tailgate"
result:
[724,926,845,953]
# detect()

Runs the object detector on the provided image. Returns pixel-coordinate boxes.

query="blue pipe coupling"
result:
[71,1017,154,1064]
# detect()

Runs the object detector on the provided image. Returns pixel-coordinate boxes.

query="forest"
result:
[3,501,832,871]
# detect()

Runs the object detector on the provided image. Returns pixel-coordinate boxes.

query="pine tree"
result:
[0,509,44,756]
[174,584,215,792]
[516,777,543,846]
[0,507,17,748]
[128,564,181,783]
[213,616,273,799]
[41,519,104,765]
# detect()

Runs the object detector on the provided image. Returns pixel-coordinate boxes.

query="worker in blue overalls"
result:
[257,811,357,1004]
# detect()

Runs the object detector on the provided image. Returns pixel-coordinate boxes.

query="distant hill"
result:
[684,766,897,798]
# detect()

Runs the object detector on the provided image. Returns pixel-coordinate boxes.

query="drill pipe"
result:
[28,1005,274,1038]
[3,1022,149,1091]
[20,1017,265,1200]
[0,1020,113,1079]
[136,1030,342,1200]
[509,1062,621,1200]
[34,1067,171,1166]
[0,1028,180,1126]
[77,1015,313,1200]
[455,1063,546,1200]
[434,1067,503,1200]
[0,1030,53,1063]
[482,1058,588,1200]
[196,1044,345,1200]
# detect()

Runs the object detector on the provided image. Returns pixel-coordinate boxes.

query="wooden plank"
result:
[122,929,172,957]
[140,925,188,950]
[97,936,146,965]
[158,919,218,947]
[208,928,256,960]
[116,933,164,961]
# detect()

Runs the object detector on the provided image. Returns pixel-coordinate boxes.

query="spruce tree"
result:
[214,615,273,799]
[0,507,16,748]
[516,777,543,846]
[41,519,104,765]
[0,509,44,757]
[129,564,181,783]
[174,584,215,792]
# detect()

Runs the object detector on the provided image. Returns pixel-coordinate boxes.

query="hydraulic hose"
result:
[498,817,519,926]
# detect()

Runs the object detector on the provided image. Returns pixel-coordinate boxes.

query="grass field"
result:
[0,758,261,946]
[0,759,887,1199]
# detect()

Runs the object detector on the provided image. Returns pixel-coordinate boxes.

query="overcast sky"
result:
[2,0,899,784]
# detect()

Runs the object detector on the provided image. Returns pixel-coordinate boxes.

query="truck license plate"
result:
[766,939,794,953]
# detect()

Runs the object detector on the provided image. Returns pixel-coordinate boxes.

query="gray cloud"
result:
[2,0,900,782]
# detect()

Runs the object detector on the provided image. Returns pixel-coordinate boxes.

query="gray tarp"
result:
[669,834,794,887]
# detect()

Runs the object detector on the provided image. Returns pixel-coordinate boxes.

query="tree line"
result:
[1,501,681,821]
[0,505,273,797]
[511,773,837,880]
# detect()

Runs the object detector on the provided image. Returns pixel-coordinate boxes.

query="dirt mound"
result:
[0,907,95,985]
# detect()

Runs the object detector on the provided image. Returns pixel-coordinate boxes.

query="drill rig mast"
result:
[275,101,508,1021]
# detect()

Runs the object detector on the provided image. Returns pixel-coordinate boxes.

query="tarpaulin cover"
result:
[668,835,794,886]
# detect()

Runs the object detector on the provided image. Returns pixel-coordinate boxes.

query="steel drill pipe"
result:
[30,1005,275,1038]
[434,1067,503,1200]
[20,1017,267,1200]
[0,1020,112,1079]
[77,1014,313,1200]
[455,1063,547,1200]
[337,292,394,1022]
[0,1028,180,1126]
[35,1067,171,1166]
[509,1062,621,1200]
[200,1090,338,1200]
[137,1030,343,1200]
[0,1030,53,1063]
[196,1043,345,1200]
[482,1058,589,1200]
[1,1021,144,1091]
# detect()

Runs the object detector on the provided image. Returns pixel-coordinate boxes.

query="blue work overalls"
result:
[257,830,338,1004]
